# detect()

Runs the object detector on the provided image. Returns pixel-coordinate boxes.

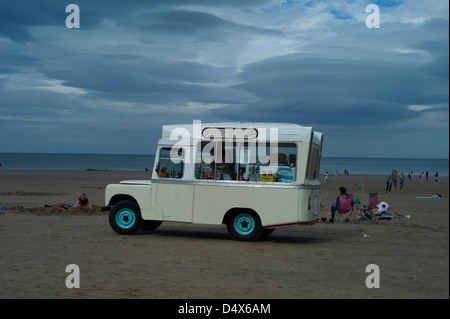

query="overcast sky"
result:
[0,0,448,158]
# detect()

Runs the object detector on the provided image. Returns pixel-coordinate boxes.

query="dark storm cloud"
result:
[1,2,271,103]
[238,55,446,121]
[37,52,244,107]
[0,0,448,156]
[0,1,60,42]
[413,41,449,79]
[136,10,283,39]
[0,0,272,42]
[222,18,449,127]
[0,0,109,42]
[0,46,39,73]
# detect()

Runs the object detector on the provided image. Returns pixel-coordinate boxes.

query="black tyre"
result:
[109,201,142,235]
[141,220,162,231]
[261,228,275,238]
[227,211,263,241]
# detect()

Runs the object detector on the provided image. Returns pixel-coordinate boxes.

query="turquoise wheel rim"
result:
[116,208,136,229]
[234,213,255,235]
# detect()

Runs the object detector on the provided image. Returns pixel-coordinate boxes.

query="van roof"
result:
[160,122,323,145]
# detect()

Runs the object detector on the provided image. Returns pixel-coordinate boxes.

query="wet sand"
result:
[0,169,448,299]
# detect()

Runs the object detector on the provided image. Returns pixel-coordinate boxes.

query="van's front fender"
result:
[104,181,161,221]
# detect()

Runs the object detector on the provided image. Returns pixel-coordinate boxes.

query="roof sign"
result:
[202,127,258,140]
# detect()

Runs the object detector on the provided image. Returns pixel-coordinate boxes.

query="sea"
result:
[0,152,448,176]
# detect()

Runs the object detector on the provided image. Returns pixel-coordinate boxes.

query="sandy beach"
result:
[0,168,448,299]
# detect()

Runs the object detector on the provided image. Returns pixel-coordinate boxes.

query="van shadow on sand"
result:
[134,226,337,245]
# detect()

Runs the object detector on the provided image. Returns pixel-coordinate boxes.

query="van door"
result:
[155,182,193,222]
[154,147,193,222]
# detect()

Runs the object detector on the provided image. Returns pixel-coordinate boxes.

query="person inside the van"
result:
[212,143,236,180]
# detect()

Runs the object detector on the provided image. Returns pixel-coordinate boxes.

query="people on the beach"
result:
[329,186,354,223]
[324,171,329,183]
[384,168,443,194]
[399,172,405,192]
[386,171,394,194]
[392,170,398,191]
[76,193,92,208]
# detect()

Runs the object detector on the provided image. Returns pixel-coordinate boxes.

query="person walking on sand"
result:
[392,170,398,191]
[434,171,439,183]
[76,193,92,208]
[325,171,329,184]
[399,173,405,193]
[386,170,394,194]
[426,170,429,181]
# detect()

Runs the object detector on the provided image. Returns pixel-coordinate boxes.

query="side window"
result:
[195,142,215,180]
[237,143,297,183]
[306,147,320,180]
[156,147,183,178]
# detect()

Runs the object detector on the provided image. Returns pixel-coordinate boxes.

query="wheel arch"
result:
[222,207,259,225]
[108,194,139,206]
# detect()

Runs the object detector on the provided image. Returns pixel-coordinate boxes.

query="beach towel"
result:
[374,213,402,220]
[415,194,442,199]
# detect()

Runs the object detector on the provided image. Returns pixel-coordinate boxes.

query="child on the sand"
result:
[76,193,92,208]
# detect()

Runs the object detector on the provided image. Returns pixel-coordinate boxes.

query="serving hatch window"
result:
[195,141,296,183]
[195,141,237,180]
[237,143,297,183]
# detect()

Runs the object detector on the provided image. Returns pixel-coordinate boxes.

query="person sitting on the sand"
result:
[76,193,92,208]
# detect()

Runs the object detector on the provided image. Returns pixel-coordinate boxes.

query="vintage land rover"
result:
[103,121,323,241]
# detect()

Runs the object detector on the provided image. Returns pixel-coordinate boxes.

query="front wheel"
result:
[109,201,142,235]
[227,211,263,241]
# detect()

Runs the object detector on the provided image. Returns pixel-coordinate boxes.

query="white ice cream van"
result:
[103,121,323,241]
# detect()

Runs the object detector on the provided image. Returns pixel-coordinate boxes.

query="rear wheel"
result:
[109,201,142,235]
[227,211,263,241]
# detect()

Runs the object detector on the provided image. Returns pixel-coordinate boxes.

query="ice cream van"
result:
[103,121,323,241]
